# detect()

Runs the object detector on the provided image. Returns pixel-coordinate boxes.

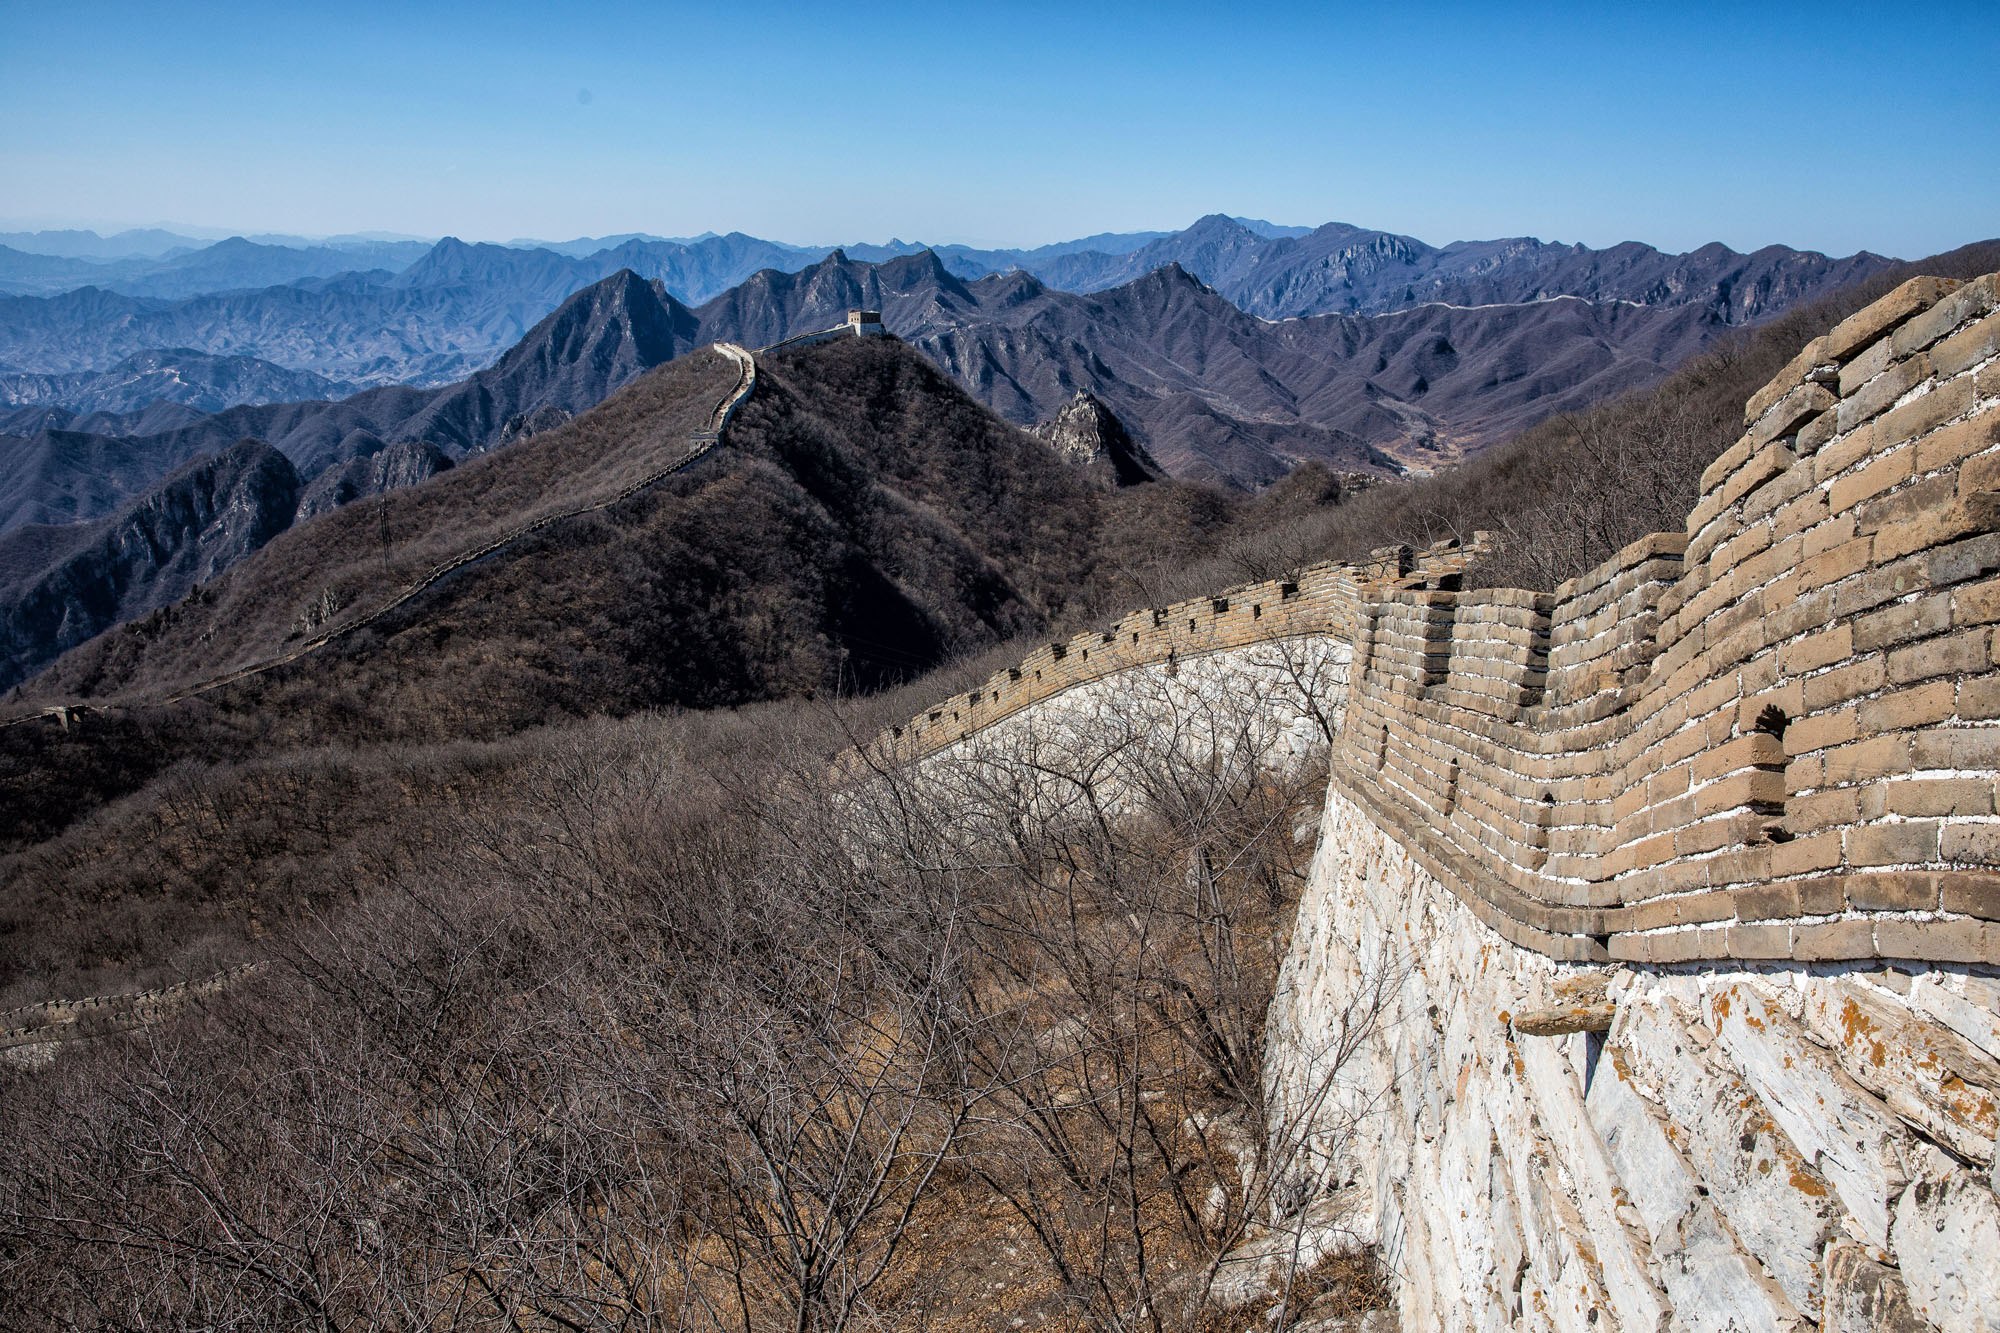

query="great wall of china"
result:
[9,278,2000,1325]
[881,272,2000,1329]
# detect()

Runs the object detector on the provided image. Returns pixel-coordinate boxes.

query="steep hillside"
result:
[14,338,1094,736]
[696,252,1731,482]
[0,443,300,690]
[0,270,698,537]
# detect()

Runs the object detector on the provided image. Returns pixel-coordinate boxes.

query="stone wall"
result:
[1268,789,1999,1331]
[868,271,2000,1328]
[0,963,264,1066]
[876,542,1476,767]
[1333,274,2000,970]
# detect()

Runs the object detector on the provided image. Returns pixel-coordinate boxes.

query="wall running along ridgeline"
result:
[878,273,2000,1330]
[886,272,2000,973]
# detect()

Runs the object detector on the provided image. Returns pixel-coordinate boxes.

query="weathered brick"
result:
[1836,352,1929,433]
[1786,707,1861,757]
[1846,824,1942,869]
[1932,305,2000,379]
[1838,335,1899,398]
[1852,594,1950,651]
[1798,535,1876,591]
[1786,787,1862,832]
[1859,680,1958,733]
[1695,769,1787,815]
[1771,832,1844,876]
[1792,919,1878,961]
[1823,275,1964,363]
[1887,628,1989,684]
[1750,387,1832,450]
[1938,871,2000,918]
[1856,471,1956,534]
[1910,725,2000,770]
[1799,510,1857,559]
[1877,499,2000,564]
[1840,868,1936,908]
[1699,432,1760,497]
[1886,776,1992,817]
[1829,446,1915,514]
[1746,335,1833,424]
[1873,918,1999,964]
[1820,734,1912,784]
[1802,657,1889,713]
[1979,359,2000,400]
[1893,273,1998,359]
[1693,731,1785,781]
[1941,823,2000,865]
[1959,677,2000,721]
[1728,884,1790,922]
[1952,575,2000,628]
[1876,375,1975,446]
[1914,407,2000,475]
[1726,922,1794,959]
[1926,531,2000,588]
[1814,418,1883,481]
[1794,407,1840,455]
[1777,623,1853,675]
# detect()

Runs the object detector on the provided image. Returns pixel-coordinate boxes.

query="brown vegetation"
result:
[2,673,1388,1330]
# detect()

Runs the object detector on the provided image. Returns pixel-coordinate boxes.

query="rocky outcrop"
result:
[1031,390,1163,487]
[295,437,453,519]
[0,439,299,691]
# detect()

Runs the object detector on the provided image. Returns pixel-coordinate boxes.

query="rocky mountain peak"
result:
[1032,390,1162,488]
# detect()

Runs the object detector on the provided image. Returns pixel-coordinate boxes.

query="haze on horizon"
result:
[3,0,1996,260]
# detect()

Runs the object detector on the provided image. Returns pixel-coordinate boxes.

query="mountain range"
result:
[0,217,1892,398]
[0,241,1765,548]
[8,338,1100,714]
[0,214,1925,696]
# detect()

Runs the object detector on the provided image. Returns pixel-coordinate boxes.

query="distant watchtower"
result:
[847,309,886,336]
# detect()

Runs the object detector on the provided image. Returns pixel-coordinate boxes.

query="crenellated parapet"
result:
[1335,272,2000,966]
[875,540,1480,766]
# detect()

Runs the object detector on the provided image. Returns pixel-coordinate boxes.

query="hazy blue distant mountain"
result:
[0,216,1897,423]
[0,269,700,536]
[514,231,733,257]
[1227,217,1314,238]
[1032,214,1894,321]
[0,235,434,298]
[0,228,200,260]
[0,348,362,417]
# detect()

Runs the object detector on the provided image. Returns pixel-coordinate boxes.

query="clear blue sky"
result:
[4,0,1994,258]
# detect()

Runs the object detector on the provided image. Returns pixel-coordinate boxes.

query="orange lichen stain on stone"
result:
[1942,1074,1998,1134]
[1713,993,1733,1021]
[1788,1165,1830,1197]
[1839,998,1890,1068]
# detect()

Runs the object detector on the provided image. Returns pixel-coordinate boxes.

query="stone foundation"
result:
[1271,791,2000,1331]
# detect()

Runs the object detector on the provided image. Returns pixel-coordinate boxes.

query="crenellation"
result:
[874,273,2000,971]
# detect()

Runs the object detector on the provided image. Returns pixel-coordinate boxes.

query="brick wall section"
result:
[872,540,1480,768]
[1332,272,2000,966]
[0,963,263,1053]
[877,272,2000,967]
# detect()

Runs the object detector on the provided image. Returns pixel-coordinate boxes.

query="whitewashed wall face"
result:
[1271,791,2000,1332]
[910,637,1353,806]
